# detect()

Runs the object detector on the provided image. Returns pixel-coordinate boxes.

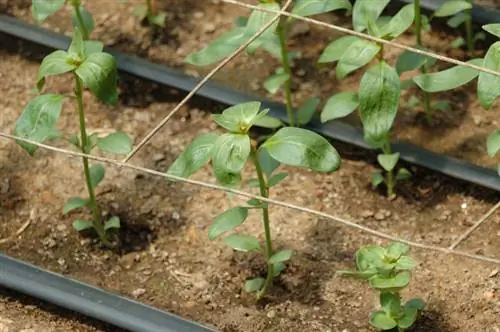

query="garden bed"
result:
[0,28,499,332]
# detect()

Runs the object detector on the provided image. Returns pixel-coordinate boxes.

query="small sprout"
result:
[338,242,425,331]
[133,0,167,29]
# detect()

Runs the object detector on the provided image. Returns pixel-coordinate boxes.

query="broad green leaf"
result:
[72,219,94,232]
[318,36,361,64]
[244,277,264,292]
[359,61,400,147]
[370,311,398,330]
[269,249,293,264]
[208,207,249,240]
[380,292,401,316]
[396,168,412,181]
[273,262,285,276]
[386,242,409,259]
[224,234,261,252]
[104,216,120,230]
[405,298,426,310]
[215,101,263,132]
[413,58,482,92]
[71,5,95,36]
[31,0,65,23]
[355,246,385,271]
[394,256,416,270]
[264,70,290,94]
[89,164,105,189]
[68,28,85,59]
[352,0,390,32]
[487,130,500,157]
[63,197,88,214]
[398,301,423,329]
[167,133,217,178]
[321,91,359,123]
[244,3,280,53]
[478,42,500,109]
[97,132,132,155]
[267,172,288,187]
[371,172,385,187]
[380,4,414,39]
[186,28,247,66]
[297,97,320,125]
[83,41,104,57]
[370,271,411,290]
[14,94,64,155]
[76,52,118,105]
[336,40,380,79]
[212,134,250,185]
[37,50,76,91]
[447,12,468,28]
[262,127,341,172]
[377,152,400,172]
[434,0,472,17]
[258,147,280,176]
[291,0,352,17]
[253,115,283,129]
[483,24,500,38]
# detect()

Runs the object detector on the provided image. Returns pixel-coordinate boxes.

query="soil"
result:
[0,1,499,332]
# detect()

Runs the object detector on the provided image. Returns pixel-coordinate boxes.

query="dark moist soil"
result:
[2,0,500,170]
[0,27,499,332]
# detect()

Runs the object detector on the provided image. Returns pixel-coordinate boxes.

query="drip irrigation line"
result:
[0,253,216,332]
[1,132,499,266]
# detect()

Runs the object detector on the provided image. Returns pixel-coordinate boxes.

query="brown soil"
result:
[0,2,499,332]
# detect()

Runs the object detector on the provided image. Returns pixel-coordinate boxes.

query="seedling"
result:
[132,0,166,29]
[13,28,132,247]
[338,242,425,331]
[167,101,340,299]
[319,0,413,196]
[31,0,94,40]
[185,0,351,127]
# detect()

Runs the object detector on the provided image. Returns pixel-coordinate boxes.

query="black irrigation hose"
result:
[0,253,216,332]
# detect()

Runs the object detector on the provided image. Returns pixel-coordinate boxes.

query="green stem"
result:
[71,2,89,40]
[145,0,154,29]
[74,73,111,247]
[277,17,295,127]
[414,0,432,124]
[465,0,474,53]
[251,148,274,300]
[382,141,395,197]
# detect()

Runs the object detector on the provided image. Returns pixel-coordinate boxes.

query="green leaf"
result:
[336,40,380,80]
[267,172,288,187]
[72,219,94,232]
[413,58,482,93]
[71,5,95,35]
[224,234,261,252]
[68,27,85,59]
[394,256,416,270]
[398,300,423,329]
[214,101,263,132]
[406,298,426,310]
[258,147,280,177]
[96,132,132,155]
[487,130,500,157]
[396,48,429,74]
[244,277,265,292]
[31,0,66,23]
[167,133,217,178]
[273,262,285,276]
[63,197,88,214]
[434,0,472,17]
[450,36,465,48]
[377,152,400,172]
[297,97,320,125]
[386,242,409,258]
[370,271,411,290]
[370,311,398,330]
[352,0,390,32]
[246,198,267,208]
[37,50,76,91]
[318,36,361,64]
[234,16,248,27]
[359,61,400,147]
[269,249,293,264]
[89,164,105,189]
[432,100,451,112]
[104,216,120,230]
[478,42,500,109]
[208,207,249,240]
[380,292,401,316]
[380,4,414,39]
[244,3,280,53]
[83,41,104,57]
[447,12,468,28]
[483,24,500,38]
[263,127,341,173]
[396,168,412,181]
[264,69,290,94]
[14,94,64,155]
[321,91,359,123]
[253,115,283,129]
[185,28,247,66]
[371,172,385,188]
[76,52,118,105]
[291,0,352,17]
[150,12,167,27]
[355,246,386,271]
[212,134,250,185]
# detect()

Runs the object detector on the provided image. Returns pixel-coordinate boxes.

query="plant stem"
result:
[277,17,295,127]
[146,0,154,29]
[251,148,274,299]
[74,73,111,247]
[71,2,89,40]
[382,141,395,197]
[465,0,474,53]
[414,0,432,124]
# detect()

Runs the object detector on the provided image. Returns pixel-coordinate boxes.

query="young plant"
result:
[167,101,340,299]
[132,0,166,29]
[185,0,352,127]
[31,0,94,40]
[13,28,132,247]
[319,0,413,196]
[338,242,425,331]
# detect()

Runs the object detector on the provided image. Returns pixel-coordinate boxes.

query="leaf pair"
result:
[371,294,425,330]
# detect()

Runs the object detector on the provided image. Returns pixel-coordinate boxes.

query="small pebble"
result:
[489,269,499,278]
[131,288,146,298]
[267,310,276,318]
